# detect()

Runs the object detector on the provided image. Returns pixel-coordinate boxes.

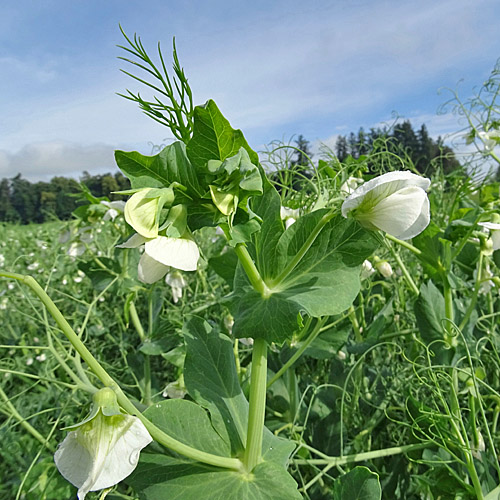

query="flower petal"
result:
[342,170,430,217]
[116,233,148,249]
[358,186,428,239]
[396,195,430,240]
[124,188,160,238]
[54,414,152,500]
[145,236,200,272]
[138,252,170,284]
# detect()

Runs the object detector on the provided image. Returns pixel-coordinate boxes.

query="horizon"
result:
[1,0,499,181]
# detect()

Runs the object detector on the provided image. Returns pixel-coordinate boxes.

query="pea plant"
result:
[1,33,500,500]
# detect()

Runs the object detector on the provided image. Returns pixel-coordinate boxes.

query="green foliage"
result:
[332,466,381,500]
[186,99,259,169]
[231,212,380,343]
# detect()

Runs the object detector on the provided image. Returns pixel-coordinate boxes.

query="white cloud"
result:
[0,142,119,182]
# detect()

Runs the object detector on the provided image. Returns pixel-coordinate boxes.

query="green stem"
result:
[0,271,243,471]
[234,244,270,297]
[458,252,484,332]
[299,443,430,492]
[129,301,146,341]
[348,305,363,343]
[385,238,419,295]
[129,300,151,406]
[449,369,485,500]
[0,386,55,452]
[244,338,268,471]
[385,234,423,257]
[442,273,457,348]
[267,318,327,389]
[294,442,429,466]
[270,209,335,287]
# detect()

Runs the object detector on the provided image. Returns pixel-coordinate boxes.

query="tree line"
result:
[0,172,130,224]
[333,120,461,175]
[0,121,464,224]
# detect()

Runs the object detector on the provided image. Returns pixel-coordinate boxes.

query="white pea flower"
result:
[26,357,34,366]
[36,353,47,362]
[239,337,254,346]
[73,270,86,283]
[54,388,152,500]
[341,171,431,240]
[360,260,375,280]
[27,262,39,271]
[67,242,85,258]
[118,234,199,284]
[0,254,5,266]
[165,271,187,303]
[280,206,300,229]
[340,176,364,197]
[478,130,500,151]
[478,218,500,251]
[101,200,126,221]
[375,259,393,278]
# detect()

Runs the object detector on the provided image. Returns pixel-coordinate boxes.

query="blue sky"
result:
[1,0,499,181]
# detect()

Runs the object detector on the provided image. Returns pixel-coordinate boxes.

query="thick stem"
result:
[234,244,270,297]
[244,338,268,472]
[1,272,243,471]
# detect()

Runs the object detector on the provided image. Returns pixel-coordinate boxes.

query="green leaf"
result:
[485,483,500,500]
[414,280,445,343]
[251,180,284,279]
[332,466,381,500]
[183,317,295,465]
[304,328,349,359]
[232,213,380,343]
[128,455,302,500]
[143,399,231,457]
[210,148,263,195]
[209,249,239,286]
[115,141,204,196]
[183,317,247,454]
[187,100,259,168]
[228,219,261,247]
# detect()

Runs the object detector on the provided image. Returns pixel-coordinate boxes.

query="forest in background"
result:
[0,120,471,224]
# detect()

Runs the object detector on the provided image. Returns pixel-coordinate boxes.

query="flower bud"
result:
[375,259,393,278]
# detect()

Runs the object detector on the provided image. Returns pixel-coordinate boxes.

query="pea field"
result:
[1,34,500,500]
